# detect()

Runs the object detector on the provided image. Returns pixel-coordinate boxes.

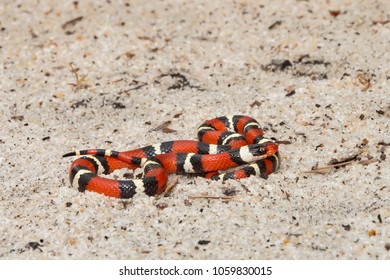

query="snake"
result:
[63,115,281,198]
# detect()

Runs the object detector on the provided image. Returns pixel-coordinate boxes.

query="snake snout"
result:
[266,142,279,157]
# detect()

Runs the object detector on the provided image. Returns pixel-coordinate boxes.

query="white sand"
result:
[0,0,389,259]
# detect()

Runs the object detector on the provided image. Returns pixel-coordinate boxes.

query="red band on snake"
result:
[63,115,281,198]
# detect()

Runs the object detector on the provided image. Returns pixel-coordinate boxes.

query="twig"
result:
[304,161,354,174]
[187,195,234,200]
[68,63,89,91]
[150,120,173,132]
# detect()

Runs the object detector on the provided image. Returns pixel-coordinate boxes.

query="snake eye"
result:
[259,146,267,154]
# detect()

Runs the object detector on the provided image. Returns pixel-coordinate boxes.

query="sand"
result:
[0,0,389,259]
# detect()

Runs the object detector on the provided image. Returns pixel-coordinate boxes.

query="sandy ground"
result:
[1,0,389,259]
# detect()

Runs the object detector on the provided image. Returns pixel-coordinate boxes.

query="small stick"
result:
[188,195,234,200]
[304,161,353,174]
[151,120,172,132]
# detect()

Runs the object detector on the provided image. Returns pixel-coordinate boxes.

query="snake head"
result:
[251,139,279,158]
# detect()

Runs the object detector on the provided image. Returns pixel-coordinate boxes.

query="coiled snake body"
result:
[63,115,280,198]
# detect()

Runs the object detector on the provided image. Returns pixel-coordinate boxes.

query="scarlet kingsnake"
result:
[63,115,281,198]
